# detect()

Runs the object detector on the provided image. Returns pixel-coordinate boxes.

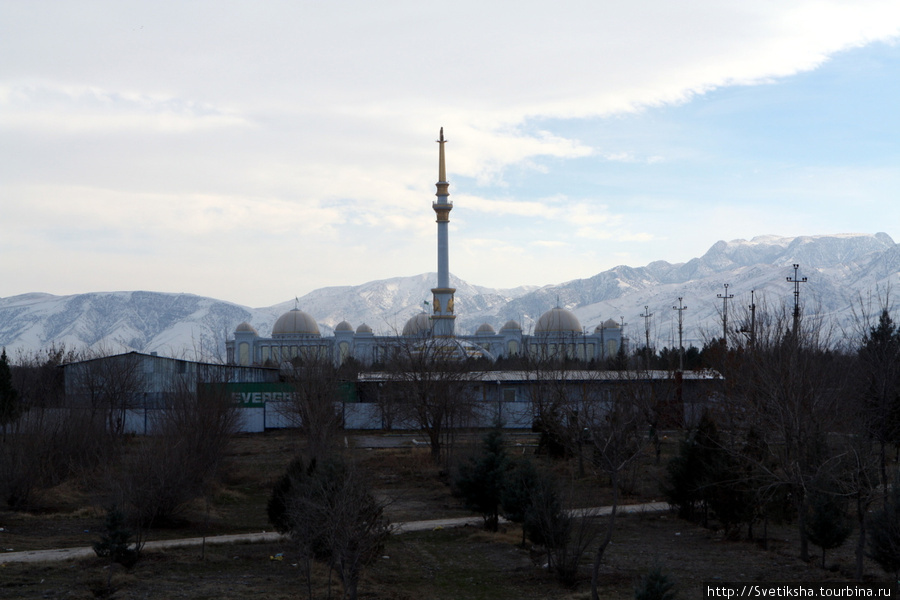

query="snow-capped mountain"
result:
[1,232,897,358]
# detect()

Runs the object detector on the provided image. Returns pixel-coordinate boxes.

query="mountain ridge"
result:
[1,232,896,358]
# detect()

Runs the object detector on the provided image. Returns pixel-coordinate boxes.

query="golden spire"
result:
[436,128,449,197]
[438,127,446,181]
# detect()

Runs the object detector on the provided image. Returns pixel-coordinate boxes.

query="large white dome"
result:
[272,308,321,336]
[534,307,582,334]
[402,312,432,337]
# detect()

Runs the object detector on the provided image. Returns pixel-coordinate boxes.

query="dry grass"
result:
[0,429,896,599]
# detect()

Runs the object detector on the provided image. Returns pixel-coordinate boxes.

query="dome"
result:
[402,313,432,337]
[356,323,374,335]
[534,307,582,334]
[335,320,353,332]
[594,318,621,333]
[235,321,258,335]
[475,323,496,335]
[272,308,321,337]
[500,320,522,331]
[411,337,495,361]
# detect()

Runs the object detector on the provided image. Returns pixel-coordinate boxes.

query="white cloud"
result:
[0,83,251,133]
[1,1,899,304]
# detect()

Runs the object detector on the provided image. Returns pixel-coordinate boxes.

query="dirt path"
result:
[0,502,668,565]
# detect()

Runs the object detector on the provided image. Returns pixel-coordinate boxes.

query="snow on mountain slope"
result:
[1,233,896,357]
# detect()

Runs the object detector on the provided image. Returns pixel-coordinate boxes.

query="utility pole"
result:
[787,264,807,339]
[717,283,734,348]
[739,290,757,347]
[640,305,653,368]
[673,297,687,371]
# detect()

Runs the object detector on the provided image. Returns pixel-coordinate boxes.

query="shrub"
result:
[635,566,677,600]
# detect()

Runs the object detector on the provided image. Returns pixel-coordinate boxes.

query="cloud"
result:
[0,83,251,134]
[2,1,899,304]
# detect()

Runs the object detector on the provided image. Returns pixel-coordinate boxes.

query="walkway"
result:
[0,501,669,565]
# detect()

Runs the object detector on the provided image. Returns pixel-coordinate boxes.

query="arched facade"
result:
[226,305,623,367]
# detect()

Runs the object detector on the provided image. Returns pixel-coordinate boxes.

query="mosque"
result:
[226,130,624,367]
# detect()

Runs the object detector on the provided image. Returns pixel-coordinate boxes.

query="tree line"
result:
[4,292,900,597]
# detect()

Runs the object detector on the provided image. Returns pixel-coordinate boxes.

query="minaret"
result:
[431,128,456,337]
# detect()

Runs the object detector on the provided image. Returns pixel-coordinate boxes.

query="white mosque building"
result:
[226,130,623,367]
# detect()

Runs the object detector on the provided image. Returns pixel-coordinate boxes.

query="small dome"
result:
[402,313,432,337]
[500,320,522,331]
[272,308,321,336]
[475,323,496,335]
[534,307,582,334]
[335,320,353,332]
[356,323,374,334]
[235,321,258,335]
[603,318,620,329]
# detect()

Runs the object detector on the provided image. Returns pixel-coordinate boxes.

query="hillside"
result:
[1,232,896,356]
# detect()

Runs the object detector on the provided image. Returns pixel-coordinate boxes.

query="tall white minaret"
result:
[431,128,456,337]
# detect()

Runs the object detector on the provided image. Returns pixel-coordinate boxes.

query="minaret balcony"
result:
[433,202,453,222]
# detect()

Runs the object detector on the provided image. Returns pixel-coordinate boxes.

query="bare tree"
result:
[276,455,390,600]
[66,349,146,439]
[11,344,76,409]
[577,373,650,600]
[380,337,478,464]
[515,358,659,596]
[113,376,241,527]
[728,303,854,562]
[1,346,109,509]
[279,353,345,463]
[525,470,598,587]
[520,353,583,461]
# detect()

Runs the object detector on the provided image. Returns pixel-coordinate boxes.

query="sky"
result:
[2,1,900,308]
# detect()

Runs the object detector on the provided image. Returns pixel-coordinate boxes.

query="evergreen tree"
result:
[858,309,900,497]
[92,506,140,568]
[500,458,539,544]
[664,411,721,524]
[0,349,22,438]
[868,485,900,584]
[267,457,317,536]
[635,566,677,600]
[803,479,852,568]
[665,411,754,535]
[453,426,508,531]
